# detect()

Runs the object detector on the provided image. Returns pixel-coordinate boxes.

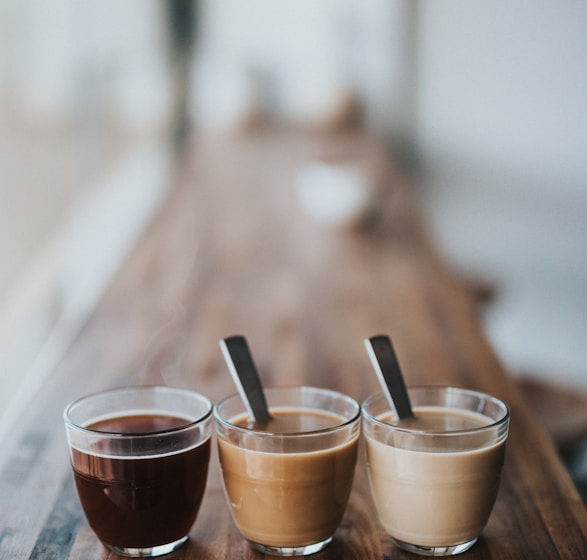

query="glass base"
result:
[105,536,188,557]
[393,537,478,557]
[248,536,333,556]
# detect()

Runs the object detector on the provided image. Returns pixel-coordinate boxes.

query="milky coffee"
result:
[217,408,359,548]
[365,406,506,548]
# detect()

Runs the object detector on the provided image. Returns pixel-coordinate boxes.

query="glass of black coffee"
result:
[64,386,213,557]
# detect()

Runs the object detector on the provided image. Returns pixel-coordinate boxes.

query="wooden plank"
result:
[0,129,585,559]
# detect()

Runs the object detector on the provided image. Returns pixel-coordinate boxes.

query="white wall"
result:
[416,1,587,188]
[414,1,587,389]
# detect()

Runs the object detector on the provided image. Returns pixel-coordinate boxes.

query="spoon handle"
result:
[220,335,272,423]
[364,335,414,420]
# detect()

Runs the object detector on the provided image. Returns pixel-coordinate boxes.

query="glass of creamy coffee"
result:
[214,386,361,556]
[64,386,213,558]
[362,386,509,556]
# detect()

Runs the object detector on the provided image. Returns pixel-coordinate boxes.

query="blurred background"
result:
[0,0,585,431]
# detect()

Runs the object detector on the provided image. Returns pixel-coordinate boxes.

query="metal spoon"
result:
[364,334,414,420]
[219,335,272,423]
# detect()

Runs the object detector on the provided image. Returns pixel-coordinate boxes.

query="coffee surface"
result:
[88,413,190,433]
[387,406,490,431]
[235,408,343,432]
[72,413,210,549]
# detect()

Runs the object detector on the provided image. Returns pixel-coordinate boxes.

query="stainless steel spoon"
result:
[364,334,414,420]
[219,335,272,423]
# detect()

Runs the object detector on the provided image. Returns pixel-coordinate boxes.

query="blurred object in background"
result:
[166,0,198,143]
[294,147,385,230]
[189,0,414,137]
[188,0,587,396]
[519,375,587,503]
[0,1,585,436]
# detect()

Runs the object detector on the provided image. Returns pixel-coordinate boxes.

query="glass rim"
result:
[63,385,213,437]
[362,385,510,436]
[214,385,361,437]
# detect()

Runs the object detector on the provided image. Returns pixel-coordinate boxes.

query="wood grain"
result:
[1,128,585,559]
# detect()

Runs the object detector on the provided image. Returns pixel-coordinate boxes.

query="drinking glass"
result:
[64,386,213,557]
[215,386,360,556]
[362,386,509,556]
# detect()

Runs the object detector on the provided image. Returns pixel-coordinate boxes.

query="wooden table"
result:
[1,129,586,559]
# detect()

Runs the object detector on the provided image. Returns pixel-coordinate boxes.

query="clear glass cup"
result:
[63,386,213,558]
[362,386,510,556]
[214,386,361,556]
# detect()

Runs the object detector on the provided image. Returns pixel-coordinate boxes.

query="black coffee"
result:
[71,414,210,549]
